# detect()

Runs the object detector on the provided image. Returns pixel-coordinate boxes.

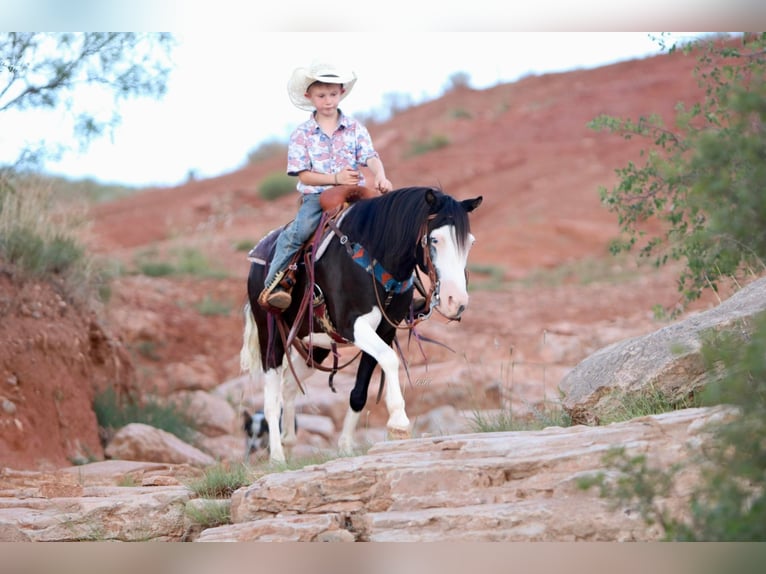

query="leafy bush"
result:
[590,33,766,309]
[258,172,295,201]
[580,312,766,540]
[580,33,766,540]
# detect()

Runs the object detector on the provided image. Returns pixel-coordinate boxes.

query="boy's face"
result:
[306,82,345,116]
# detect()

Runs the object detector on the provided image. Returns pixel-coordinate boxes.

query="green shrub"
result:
[93,386,196,443]
[590,33,766,309]
[136,259,175,277]
[0,175,110,305]
[185,500,231,529]
[234,239,256,252]
[134,340,162,361]
[597,385,699,425]
[175,247,228,278]
[186,462,253,499]
[258,172,295,201]
[407,134,450,157]
[133,247,228,279]
[1,185,84,277]
[194,294,232,316]
[450,107,472,119]
[580,311,766,540]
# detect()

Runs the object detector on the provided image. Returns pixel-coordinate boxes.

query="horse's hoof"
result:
[387,428,411,441]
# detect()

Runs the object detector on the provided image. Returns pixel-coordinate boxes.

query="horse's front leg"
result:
[349,309,410,440]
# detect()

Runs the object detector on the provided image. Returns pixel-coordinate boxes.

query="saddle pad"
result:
[247,225,286,265]
[246,205,353,267]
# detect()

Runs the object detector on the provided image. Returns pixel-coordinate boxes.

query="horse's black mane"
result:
[339,186,472,272]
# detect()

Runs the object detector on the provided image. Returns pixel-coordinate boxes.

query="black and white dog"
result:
[242,409,297,461]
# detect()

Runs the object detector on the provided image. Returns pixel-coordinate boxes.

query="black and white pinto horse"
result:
[240,186,482,463]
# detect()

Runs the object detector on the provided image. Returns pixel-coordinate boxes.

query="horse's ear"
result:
[461,196,483,213]
[425,189,438,206]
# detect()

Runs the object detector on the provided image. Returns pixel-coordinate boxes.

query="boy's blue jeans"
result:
[264,192,323,288]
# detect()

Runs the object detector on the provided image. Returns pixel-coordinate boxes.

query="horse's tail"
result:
[240,302,261,375]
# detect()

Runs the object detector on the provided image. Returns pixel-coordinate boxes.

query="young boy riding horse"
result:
[259,61,393,312]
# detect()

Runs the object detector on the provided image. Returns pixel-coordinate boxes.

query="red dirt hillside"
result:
[1,46,724,470]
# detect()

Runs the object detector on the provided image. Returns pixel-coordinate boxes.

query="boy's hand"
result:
[375,177,393,193]
[338,167,360,186]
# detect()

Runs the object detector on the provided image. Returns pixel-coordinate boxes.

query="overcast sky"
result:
[0,31,710,187]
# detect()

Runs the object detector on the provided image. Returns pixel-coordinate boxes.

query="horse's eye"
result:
[430,237,439,245]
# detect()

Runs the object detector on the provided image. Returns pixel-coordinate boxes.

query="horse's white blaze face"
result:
[430,225,475,319]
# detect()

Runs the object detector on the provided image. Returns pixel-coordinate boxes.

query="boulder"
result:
[559,278,766,424]
[105,423,215,467]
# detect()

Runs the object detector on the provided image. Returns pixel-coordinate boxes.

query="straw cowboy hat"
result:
[287,61,357,111]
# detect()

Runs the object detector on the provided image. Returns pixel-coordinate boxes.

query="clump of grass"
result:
[0,173,112,304]
[258,172,295,201]
[597,385,699,425]
[470,408,517,433]
[116,474,139,487]
[93,386,196,443]
[133,340,162,361]
[133,246,228,279]
[175,247,227,278]
[449,107,472,119]
[234,238,256,252]
[467,263,506,291]
[407,134,450,157]
[136,259,175,277]
[185,499,231,529]
[470,402,571,433]
[186,462,253,498]
[194,294,232,316]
